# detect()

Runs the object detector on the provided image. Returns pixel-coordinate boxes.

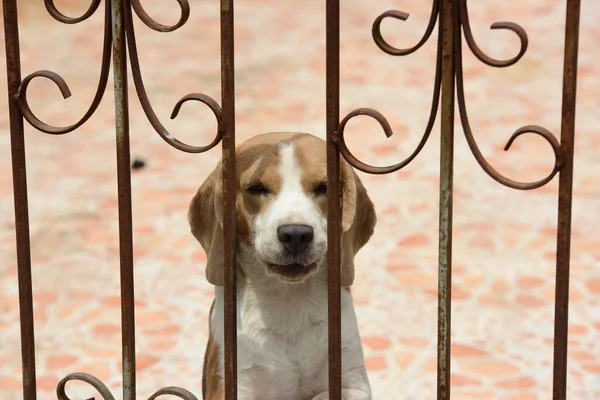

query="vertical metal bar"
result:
[111,1,136,399]
[437,0,455,399]
[552,1,580,399]
[326,0,342,397]
[220,0,237,398]
[2,1,37,399]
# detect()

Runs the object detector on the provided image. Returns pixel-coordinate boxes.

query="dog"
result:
[188,132,376,400]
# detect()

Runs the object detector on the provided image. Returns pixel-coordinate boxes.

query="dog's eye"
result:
[313,182,327,196]
[246,183,269,195]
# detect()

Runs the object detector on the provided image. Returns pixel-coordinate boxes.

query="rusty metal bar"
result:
[2,1,37,399]
[437,0,455,399]
[111,0,136,399]
[220,0,237,398]
[326,0,342,397]
[552,1,581,399]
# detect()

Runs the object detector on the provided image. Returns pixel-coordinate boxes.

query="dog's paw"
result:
[312,392,329,400]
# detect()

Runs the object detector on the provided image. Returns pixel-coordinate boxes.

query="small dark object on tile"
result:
[132,158,146,170]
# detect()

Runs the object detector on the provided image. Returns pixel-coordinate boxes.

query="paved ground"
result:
[1,1,599,399]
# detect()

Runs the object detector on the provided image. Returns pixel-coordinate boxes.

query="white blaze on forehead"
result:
[270,141,324,225]
[277,142,303,192]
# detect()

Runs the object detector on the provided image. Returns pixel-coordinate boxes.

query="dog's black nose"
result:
[277,224,314,255]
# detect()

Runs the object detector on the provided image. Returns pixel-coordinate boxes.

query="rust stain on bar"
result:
[221,0,237,398]
[437,0,455,399]
[2,0,37,398]
[111,1,136,399]
[552,1,581,399]
[326,0,342,398]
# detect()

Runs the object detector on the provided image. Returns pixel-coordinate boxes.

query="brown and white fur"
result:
[188,132,376,400]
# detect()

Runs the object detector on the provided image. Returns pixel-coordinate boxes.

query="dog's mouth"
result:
[267,262,317,280]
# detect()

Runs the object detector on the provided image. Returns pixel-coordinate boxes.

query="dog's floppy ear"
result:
[188,162,224,286]
[340,161,376,286]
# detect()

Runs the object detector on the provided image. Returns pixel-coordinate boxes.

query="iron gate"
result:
[2,0,581,399]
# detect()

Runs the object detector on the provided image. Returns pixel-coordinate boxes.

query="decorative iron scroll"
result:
[338,0,563,190]
[17,0,223,152]
[56,373,199,400]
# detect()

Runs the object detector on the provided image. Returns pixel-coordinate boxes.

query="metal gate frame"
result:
[2,0,581,399]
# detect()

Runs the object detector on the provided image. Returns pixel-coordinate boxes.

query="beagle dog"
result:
[188,132,376,400]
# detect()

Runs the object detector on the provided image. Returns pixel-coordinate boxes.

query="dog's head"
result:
[188,132,376,285]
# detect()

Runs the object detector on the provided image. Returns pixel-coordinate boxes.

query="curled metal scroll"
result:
[148,386,199,400]
[372,0,439,56]
[56,373,116,400]
[455,0,562,189]
[17,0,111,134]
[339,4,441,174]
[123,0,223,153]
[341,0,562,190]
[18,0,222,153]
[56,373,199,400]
[44,0,101,24]
[459,0,528,68]
[131,0,190,33]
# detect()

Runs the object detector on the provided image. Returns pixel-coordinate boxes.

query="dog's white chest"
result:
[237,320,329,399]
[238,287,330,399]
[211,285,365,400]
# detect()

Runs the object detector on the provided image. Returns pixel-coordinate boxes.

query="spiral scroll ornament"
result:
[17,0,222,154]
[56,372,200,400]
[339,0,563,190]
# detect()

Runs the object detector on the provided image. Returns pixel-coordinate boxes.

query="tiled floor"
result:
[1,1,599,399]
